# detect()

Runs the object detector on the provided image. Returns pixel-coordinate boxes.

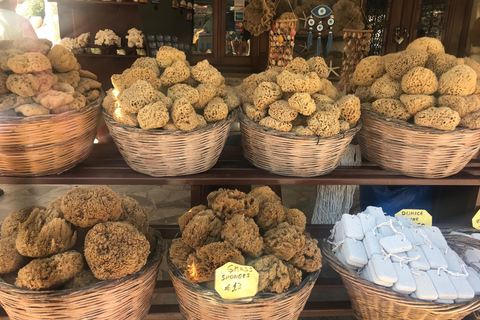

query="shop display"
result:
[352,37,480,131]
[242,56,360,137]
[125,28,147,56]
[104,46,240,131]
[94,29,122,55]
[170,186,322,294]
[268,12,297,68]
[244,0,276,36]
[58,33,91,54]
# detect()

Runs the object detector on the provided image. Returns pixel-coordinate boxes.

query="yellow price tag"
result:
[215,262,258,300]
[394,209,432,226]
[472,210,480,230]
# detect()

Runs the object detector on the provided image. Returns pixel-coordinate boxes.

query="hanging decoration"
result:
[307,15,315,50]
[268,11,298,68]
[299,5,334,58]
[315,21,323,57]
[326,15,335,56]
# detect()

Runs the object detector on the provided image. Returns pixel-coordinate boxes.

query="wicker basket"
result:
[323,233,480,320]
[0,232,164,320]
[167,248,321,320]
[0,97,102,176]
[104,110,236,177]
[357,106,480,178]
[239,111,361,177]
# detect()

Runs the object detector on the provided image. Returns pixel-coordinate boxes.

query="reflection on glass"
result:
[193,1,213,54]
[467,0,480,60]
[416,0,447,39]
[225,0,250,56]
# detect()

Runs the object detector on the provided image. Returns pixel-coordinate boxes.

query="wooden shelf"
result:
[50,0,140,5]
[75,54,145,58]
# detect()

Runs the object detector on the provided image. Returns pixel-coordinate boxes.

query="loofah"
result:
[371,99,411,120]
[400,94,436,115]
[203,97,228,122]
[307,56,329,79]
[384,50,428,79]
[351,56,385,86]
[401,67,438,95]
[425,53,464,77]
[244,103,266,122]
[370,74,402,99]
[268,100,298,122]
[259,116,292,132]
[137,101,170,130]
[438,65,477,96]
[406,37,445,55]
[288,92,316,116]
[337,94,361,124]
[414,106,460,131]
[306,110,340,137]
[167,83,199,105]
[460,109,480,129]
[253,81,282,110]
[171,98,198,131]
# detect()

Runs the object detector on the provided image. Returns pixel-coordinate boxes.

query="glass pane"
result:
[416,0,448,39]
[225,0,250,56]
[466,0,480,59]
[365,0,389,56]
[193,0,214,54]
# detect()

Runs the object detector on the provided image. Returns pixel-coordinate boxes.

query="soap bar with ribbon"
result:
[370,254,397,284]
[363,231,383,259]
[421,226,448,250]
[392,262,416,294]
[412,271,439,301]
[358,213,377,235]
[341,214,364,240]
[448,274,474,300]
[363,206,385,219]
[426,270,458,300]
[420,244,448,269]
[380,234,413,254]
[341,237,368,267]
[366,260,394,287]
[391,251,407,263]
[443,249,464,273]
[407,246,430,271]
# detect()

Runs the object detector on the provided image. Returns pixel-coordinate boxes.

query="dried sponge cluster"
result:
[0,186,156,291]
[242,56,359,137]
[0,39,99,117]
[353,37,480,131]
[105,47,238,131]
[171,186,322,293]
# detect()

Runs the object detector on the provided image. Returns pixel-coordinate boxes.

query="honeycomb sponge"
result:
[196,114,207,128]
[253,82,282,110]
[112,105,139,127]
[406,37,445,55]
[464,95,480,116]
[312,93,334,104]
[401,67,438,94]
[438,65,477,96]
[400,94,436,115]
[259,116,292,132]
[339,120,350,132]
[195,83,217,110]
[132,57,160,77]
[0,49,22,71]
[137,101,170,130]
[438,95,470,117]
[291,114,306,127]
[337,94,361,124]
[167,83,199,105]
[315,103,341,119]
[318,79,338,100]
[123,68,160,89]
[288,92,316,116]
[354,85,373,103]
[370,74,402,99]
[204,97,228,122]
[191,59,225,86]
[306,110,340,137]
[7,52,51,74]
[156,46,186,68]
[56,70,80,88]
[307,56,329,79]
[244,103,266,122]
[425,53,464,77]
[464,57,480,79]
[285,57,309,74]
[414,106,460,131]
[351,56,385,86]
[117,80,159,113]
[171,98,199,131]
[292,125,315,136]
[460,110,480,129]
[304,72,323,95]
[371,99,411,120]
[276,70,307,93]
[160,60,190,86]
[268,100,298,122]
[46,45,78,73]
[385,50,428,79]
[223,87,241,111]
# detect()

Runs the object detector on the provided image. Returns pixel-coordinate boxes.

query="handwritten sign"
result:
[395,209,432,226]
[215,262,258,300]
[472,210,480,230]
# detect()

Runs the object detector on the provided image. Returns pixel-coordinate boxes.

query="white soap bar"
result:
[363,231,383,259]
[334,222,346,244]
[358,213,377,235]
[341,238,368,267]
[412,271,439,301]
[392,262,416,294]
[421,226,448,250]
[380,234,413,254]
[466,267,480,295]
[407,246,430,271]
[366,260,394,287]
[360,265,373,282]
[443,248,463,273]
[399,228,418,246]
[371,254,397,284]
[378,225,395,237]
[426,270,458,300]
[448,274,474,300]
[411,228,428,245]
[376,215,388,224]
[364,206,385,219]
[464,249,479,264]
[395,215,415,227]
[435,299,454,304]
[420,245,448,269]
[335,250,358,270]
[341,214,364,240]
[391,251,407,263]
[472,233,480,240]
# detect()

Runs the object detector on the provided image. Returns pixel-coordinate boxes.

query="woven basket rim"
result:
[0,93,104,125]
[103,108,237,136]
[362,104,480,135]
[0,231,165,298]
[238,109,362,141]
[322,236,480,312]
[166,243,321,304]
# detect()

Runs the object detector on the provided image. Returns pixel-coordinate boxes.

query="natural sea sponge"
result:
[400,94,436,115]
[203,97,228,122]
[1,206,43,238]
[307,56,329,78]
[171,98,198,131]
[221,214,263,257]
[208,189,259,219]
[244,103,266,123]
[337,94,360,124]
[117,80,158,113]
[288,92,316,116]
[406,37,445,55]
[61,186,122,228]
[464,57,480,79]
[75,78,101,95]
[132,57,161,77]
[284,208,306,232]
[191,59,224,86]
[178,204,207,232]
[56,70,80,88]
[15,251,83,290]
[196,114,208,128]
[460,110,480,129]
[223,87,241,111]
[312,93,334,104]
[385,50,428,79]
[268,100,298,122]
[289,237,322,272]
[118,194,148,234]
[47,45,78,72]
[253,81,282,110]
[306,110,340,137]
[6,72,55,97]
[438,65,477,96]
[0,93,33,110]
[351,56,385,86]
[371,99,411,120]
[414,106,460,131]
[401,67,438,94]
[169,238,194,272]
[160,60,190,86]
[276,70,306,93]
[64,269,99,289]
[112,105,138,127]
[34,89,74,109]
[123,68,160,89]
[249,186,281,208]
[7,52,51,74]
[425,53,463,77]
[318,78,338,100]
[259,116,292,132]
[264,222,305,260]
[285,57,309,74]
[182,210,222,248]
[156,46,186,68]
[78,69,97,80]
[370,74,402,99]
[15,103,49,116]
[13,38,52,55]
[254,201,285,231]
[84,221,150,280]
[137,101,169,130]
[354,85,373,103]
[0,237,28,274]
[292,125,315,136]
[248,255,291,293]
[437,95,480,117]
[194,83,217,109]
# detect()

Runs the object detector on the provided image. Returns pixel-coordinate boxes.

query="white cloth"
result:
[0,9,37,40]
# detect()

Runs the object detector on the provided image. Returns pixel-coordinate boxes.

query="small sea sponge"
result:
[354,85,373,103]
[304,72,323,95]
[118,194,148,234]
[0,237,28,274]
[78,69,97,80]
[253,81,282,110]
[47,45,78,72]
[371,99,411,120]
[438,65,477,96]
[276,70,305,93]
[401,67,438,94]
[370,74,402,99]
[194,83,217,110]
[221,214,263,257]
[123,68,160,89]
[318,78,338,100]
[15,103,49,116]
[191,59,224,86]
[337,94,361,124]
[6,72,55,97]
[182,210,222,248]
[137,101,170,130]
[160,60,191,86]
[56,70,80,88]
[7,52,51,74]
[244,103,266,122]
[208,189,259,219]
[414,106,460,131]
[1,206,43,238]
[34,90,74,109]
[285,57,309,73]
[288,92,316,116]
[307,56,329,78]
[248,255,291,293]
[284,208,306,232]
[64,269,99,289]
[178,205,207,232]
[254,201,285,231]
[167,83,199,104]
[259,116,292,132]
[306,110,340,137]
[339,120,351,132]
[464,57,480,79]
[437,95,479,117]
[249,186,281,208]
[13,38,52,54]
[460,109,480,129]
[223,87,241,111]
[268,100,298,122]
[132,57,161,77]
[117,80,158,113]
[425,53,464,77]
[112,105,139,127]
[156,46,186,68]
[400,94,436,115]
[312,93,334,104]
[264,222,305,261]
[204,97,228,122]
[171,98,199,131]
[169,238,194,272]
[289,237,322,272]
[351,56,385,86]
[406,37,445,55]
[385,50,429,79]
[292,125,315,136]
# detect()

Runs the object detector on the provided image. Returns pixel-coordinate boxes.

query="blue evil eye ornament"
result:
[317,23,324,32]
[327,16,335,27]
[311,5,332,19]
[307,17,315,27]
